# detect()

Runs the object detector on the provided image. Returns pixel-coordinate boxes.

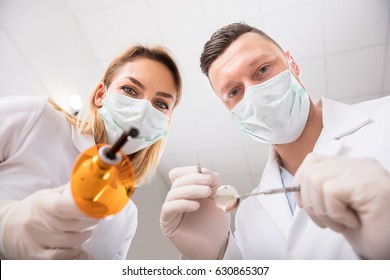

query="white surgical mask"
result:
[98,91,170,154]
[230,69,310,144]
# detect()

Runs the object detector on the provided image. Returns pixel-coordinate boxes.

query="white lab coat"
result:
[224,96,390,259]
[0,96,137,259]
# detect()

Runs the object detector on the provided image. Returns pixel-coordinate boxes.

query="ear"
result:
[285,50,301,77]
[94,82,106,108]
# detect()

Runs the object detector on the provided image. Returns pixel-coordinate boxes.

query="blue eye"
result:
[122,86,137,96]
[155,100,169,110]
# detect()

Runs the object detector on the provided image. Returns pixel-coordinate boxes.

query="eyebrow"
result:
[125,76,175,101]
[156,91,175,100]
[125,76,145,90]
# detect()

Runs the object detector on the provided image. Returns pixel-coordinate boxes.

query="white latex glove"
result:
[0,184,99,259]
[160,166,230,259]
[294,153,390,259]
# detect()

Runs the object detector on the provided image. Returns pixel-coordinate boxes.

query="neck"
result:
[274,101,323,175]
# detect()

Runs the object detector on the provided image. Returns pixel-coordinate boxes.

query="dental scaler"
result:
[71,128,139,218]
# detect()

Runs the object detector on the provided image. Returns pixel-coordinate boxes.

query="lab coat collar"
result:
[310,97,371,155]
[320,97,371,139]
[71,124,96,153]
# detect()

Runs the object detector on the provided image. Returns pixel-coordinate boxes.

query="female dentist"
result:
[0,45,182,259]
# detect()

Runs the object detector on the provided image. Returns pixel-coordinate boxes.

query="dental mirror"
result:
[215,185,301,212]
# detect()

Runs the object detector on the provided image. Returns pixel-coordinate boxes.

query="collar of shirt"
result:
[320,97,371,139]
[279,165,296,215]
[71,124,96,153]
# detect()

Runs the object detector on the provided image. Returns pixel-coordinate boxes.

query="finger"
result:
[323,180,360,229]
[160,199,200,223]
[169,166,200,182]
[47,216,99,232]
[71,248,93,260]
[309,174,347,233]
[172,172,220,189]
[294,153,325,208]
[165,185,211,202]
[295,155,350,231]
[308,167,337,224]
[297,156,360,231]
[294,192,302,208]
[169,166,220,183]
[26,222,93,248]
[294,153,325,183]
[294,154,337,226]
[59,186,101,221]
[299,168,326,228]
[37,247,90,260]
[294,153,336,185]
[41,188,100,227]
[298,170,315,221]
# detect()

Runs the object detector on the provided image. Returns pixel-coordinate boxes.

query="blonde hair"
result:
[49,45,182,186]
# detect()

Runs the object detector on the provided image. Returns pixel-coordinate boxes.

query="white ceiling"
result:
[1,0,389,194]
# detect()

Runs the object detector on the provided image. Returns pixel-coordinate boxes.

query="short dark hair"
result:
[200,22,284,77]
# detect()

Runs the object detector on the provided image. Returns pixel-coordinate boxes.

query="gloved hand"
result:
[160,166,230,259]
[294,153,390,259]
[0,183,99,259]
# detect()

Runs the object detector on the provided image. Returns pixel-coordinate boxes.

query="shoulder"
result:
[0,96,49,160]
[354,96,390,115]
[351,96,390,126]
[0,95,72,128]
[0,95,72,133]
[0,95,71,141]
[0,95,49,131]
[0,95,46,120]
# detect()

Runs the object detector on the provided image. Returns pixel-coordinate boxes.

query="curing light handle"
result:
[105,128,139,160]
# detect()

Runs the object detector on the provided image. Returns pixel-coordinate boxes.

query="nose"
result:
[244,80,259,91]
[141,91,154,103]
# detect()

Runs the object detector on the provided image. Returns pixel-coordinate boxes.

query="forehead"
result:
[208,32,284,85]
[114,58,170,77]
[110,57,177,95]
[111,58,176,86]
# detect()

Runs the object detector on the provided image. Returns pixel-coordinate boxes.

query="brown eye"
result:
[228,88,240,99]
[258,65,270,75]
